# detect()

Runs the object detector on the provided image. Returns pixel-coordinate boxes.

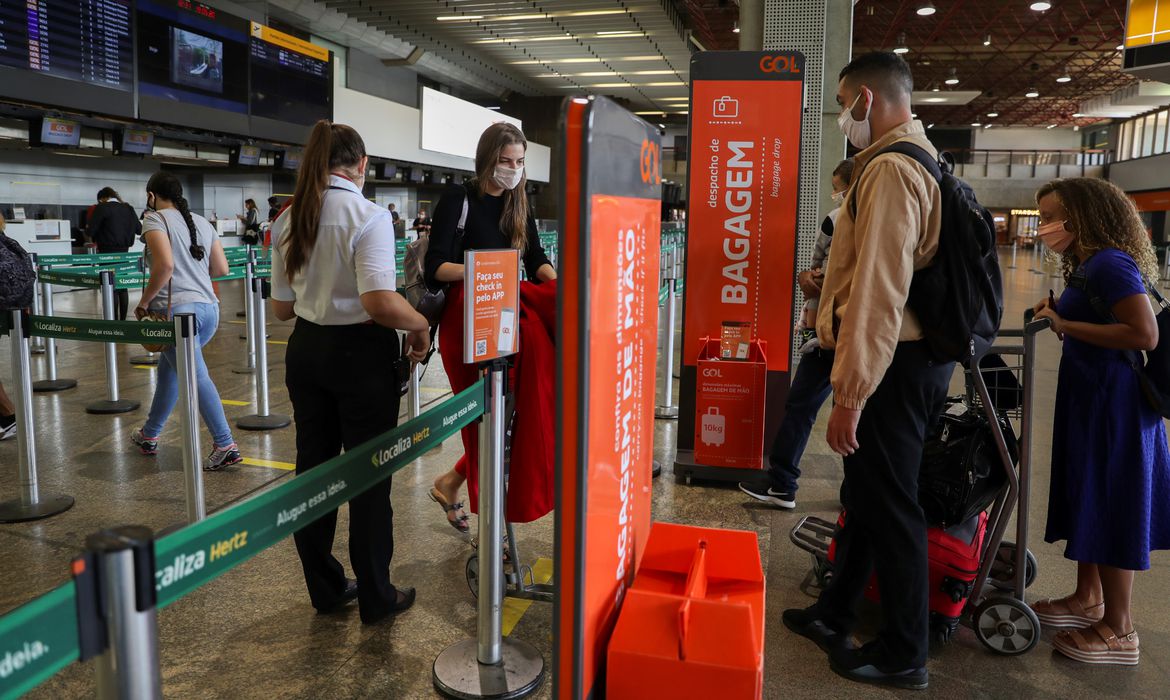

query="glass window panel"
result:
[1132,118,1144,159]
[1142,114,1157,157]
[1120,121,1132,161]
[1158,111,1170,155]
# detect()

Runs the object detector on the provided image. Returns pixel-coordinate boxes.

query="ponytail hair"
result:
[146,172,204,261]
[284,120,367,282]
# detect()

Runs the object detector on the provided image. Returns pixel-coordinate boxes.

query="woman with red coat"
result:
[425,122,557,531]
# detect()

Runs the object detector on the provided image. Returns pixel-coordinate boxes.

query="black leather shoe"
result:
[829,643,929,690]
[316,579,359,615]
[782,606,846,653]
[361,587,416,625]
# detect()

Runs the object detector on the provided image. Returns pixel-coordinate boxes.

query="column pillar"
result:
[739,0,765,51]
[763,0,853,364]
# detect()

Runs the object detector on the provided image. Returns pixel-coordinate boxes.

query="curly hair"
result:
[1036,178,1158,283]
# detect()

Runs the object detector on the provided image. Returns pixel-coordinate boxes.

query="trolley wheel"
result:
[465,554,479,599]
[811,556,833,589]
[973,597,1041,655]
[988,541,1038,591]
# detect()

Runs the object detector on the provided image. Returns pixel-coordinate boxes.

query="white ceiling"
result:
[291,0,694,115]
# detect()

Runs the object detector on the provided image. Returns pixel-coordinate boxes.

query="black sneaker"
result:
[738,479,796,509]
[0,414,16,441]
[829,642,929,691]
[783,606,845,653]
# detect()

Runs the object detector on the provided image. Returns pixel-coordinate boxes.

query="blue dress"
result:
[1047,248,1170,571]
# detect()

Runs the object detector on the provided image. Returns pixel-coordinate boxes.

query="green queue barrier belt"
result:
[36,252,141,267]
[36,269,100,288]
[27,315,176,346]
[0,583,81,700]
[0,379,485,699]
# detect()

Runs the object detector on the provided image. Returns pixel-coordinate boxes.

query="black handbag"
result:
[403,194,468,326]
[918,402,1016,528]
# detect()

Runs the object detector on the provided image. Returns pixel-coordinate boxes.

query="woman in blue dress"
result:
[1031,177,1170,666]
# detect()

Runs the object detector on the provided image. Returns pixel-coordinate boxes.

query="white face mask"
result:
[837,90,873,149]
[492,164,524,191]
[831,190,845,204]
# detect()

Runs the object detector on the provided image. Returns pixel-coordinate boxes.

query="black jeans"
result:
[97,245,129,320]
[286,318,402,622]
[766,348,834,493]
[815,341,952,667]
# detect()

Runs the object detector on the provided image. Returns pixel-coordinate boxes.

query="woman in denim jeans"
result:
[131,172,242,471]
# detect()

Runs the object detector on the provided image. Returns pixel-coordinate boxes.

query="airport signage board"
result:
[462,248,521,363]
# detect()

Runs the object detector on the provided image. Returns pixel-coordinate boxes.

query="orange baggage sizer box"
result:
[694,337,768,469]
[606,522,765,700]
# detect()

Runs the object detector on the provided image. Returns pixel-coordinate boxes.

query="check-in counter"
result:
[3,220,72,257]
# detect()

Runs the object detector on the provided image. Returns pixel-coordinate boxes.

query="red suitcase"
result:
[826,510,987,641]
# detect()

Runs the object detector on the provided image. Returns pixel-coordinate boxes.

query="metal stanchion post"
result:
[85,526,162,700]
[0,310,74,522]
[29,254,45,354]
[86,271,139,414]
[408,360,422,420]
[1008,241,1017,270]
[656,244,679,420]
[433,361,544,699]
[236,244,250,319]
[175,313,206,522]
[233,258,257,372]
[237,277,290,430]
[32,276,78,392]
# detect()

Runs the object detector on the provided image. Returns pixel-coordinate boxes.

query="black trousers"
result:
[286,318,402,622]
[816,341,952,667]
[97,245,130,320]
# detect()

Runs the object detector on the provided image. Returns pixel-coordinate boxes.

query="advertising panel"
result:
[462,248,521,364]
[556,96,660,700]
[675,51,805,482]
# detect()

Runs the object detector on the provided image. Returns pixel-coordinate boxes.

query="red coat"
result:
[438,280,557,523]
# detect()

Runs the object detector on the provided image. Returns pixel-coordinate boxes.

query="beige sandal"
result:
[1030,596,1104,629]
[1053,622,1139,666]
[429,487,470,533]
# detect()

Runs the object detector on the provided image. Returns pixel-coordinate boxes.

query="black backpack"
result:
[0,231,36,309]
[859,142,1004,361]
[1067,269,1170,418]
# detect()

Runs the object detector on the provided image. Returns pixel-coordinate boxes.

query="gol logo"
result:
[640,139,661,185]
[759,55,801,74]
[702,368,723,377]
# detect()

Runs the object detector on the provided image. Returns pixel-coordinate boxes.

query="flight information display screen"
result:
[0,0,133,91]
[137,0,249,126]
[249,22,331,129]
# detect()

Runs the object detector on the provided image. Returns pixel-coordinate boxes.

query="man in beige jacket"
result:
[782,52,952,690]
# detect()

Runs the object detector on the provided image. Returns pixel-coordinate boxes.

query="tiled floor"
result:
[1,247,1168,699]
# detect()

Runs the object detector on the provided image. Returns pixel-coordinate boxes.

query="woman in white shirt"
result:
[270,120,430,623]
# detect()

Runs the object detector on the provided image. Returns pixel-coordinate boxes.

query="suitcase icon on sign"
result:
[712,96,739,118]
[700,407,726,447]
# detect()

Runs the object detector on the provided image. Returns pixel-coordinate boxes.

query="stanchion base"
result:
[239,333,271,340]
[655,406,679,420]
[237,413,291,431]
[85,399,140,415]
[30,346,45,355]
[231,365,256,375]
[0,494,75,523]
[652,461,662,478]
[33,378,78,392]
[433,638,544,700]
[129,354,159,366]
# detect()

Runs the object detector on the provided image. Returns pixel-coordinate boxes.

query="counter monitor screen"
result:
[33,117,82,147]
[235,144,261,166]
[277,148,302,170]
[118,128,155,155]
[248,22,331,127]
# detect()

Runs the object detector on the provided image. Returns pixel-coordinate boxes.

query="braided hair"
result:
[146,172,205,261]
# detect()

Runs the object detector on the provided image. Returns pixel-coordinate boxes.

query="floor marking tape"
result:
[132,365,155,370]
[267,339,288,345]
[220,399,250,406]
[501,557,553,637]
[241,457,296,471]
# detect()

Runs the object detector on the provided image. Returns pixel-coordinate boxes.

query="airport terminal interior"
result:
[3,1,1170,699]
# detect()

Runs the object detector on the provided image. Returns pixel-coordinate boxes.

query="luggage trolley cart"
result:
[464,392,555,605]
[789,316,1051,655]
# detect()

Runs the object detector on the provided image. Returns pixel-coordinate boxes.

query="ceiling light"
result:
[1073,125,1080,131]
[987,112,998,117]
[983,34,992,46]
[1046,124,1058,129]
[482,14,547,22]
[631,70,676,75]
[911,112,918,118]
[644,81,685,86]
[616,56,665,61]
[894,33,909,54]
[1030,1,1052,11]
[562,10,625,17]
[1072,112,1085,117]
[945,68,959,85]
[575,72,618,77]
[634,111,666,116]
[733,21,741,34]
[984,124,993,129]
[971,122,981,127]
[436,14,484,21]
[927,123,935,129]
[486,106,501,110]
[916,3,937,16]
[589,83,629,88]
[931,84,941,92]
[1056,73,1071,83]
[571,97,591,104]
[658,123,666,129]
[596,31,644,37]
[1025,88,1039,97]
[1116,44,1125,51]
[924,97,947,103]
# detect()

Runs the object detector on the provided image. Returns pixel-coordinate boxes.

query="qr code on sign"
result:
[476,339,487,357]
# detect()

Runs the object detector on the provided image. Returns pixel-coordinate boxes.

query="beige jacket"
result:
[815,120,942,410]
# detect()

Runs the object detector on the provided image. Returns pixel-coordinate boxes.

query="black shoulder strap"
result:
[1066,269,1114,323]
[849,141,943,217]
